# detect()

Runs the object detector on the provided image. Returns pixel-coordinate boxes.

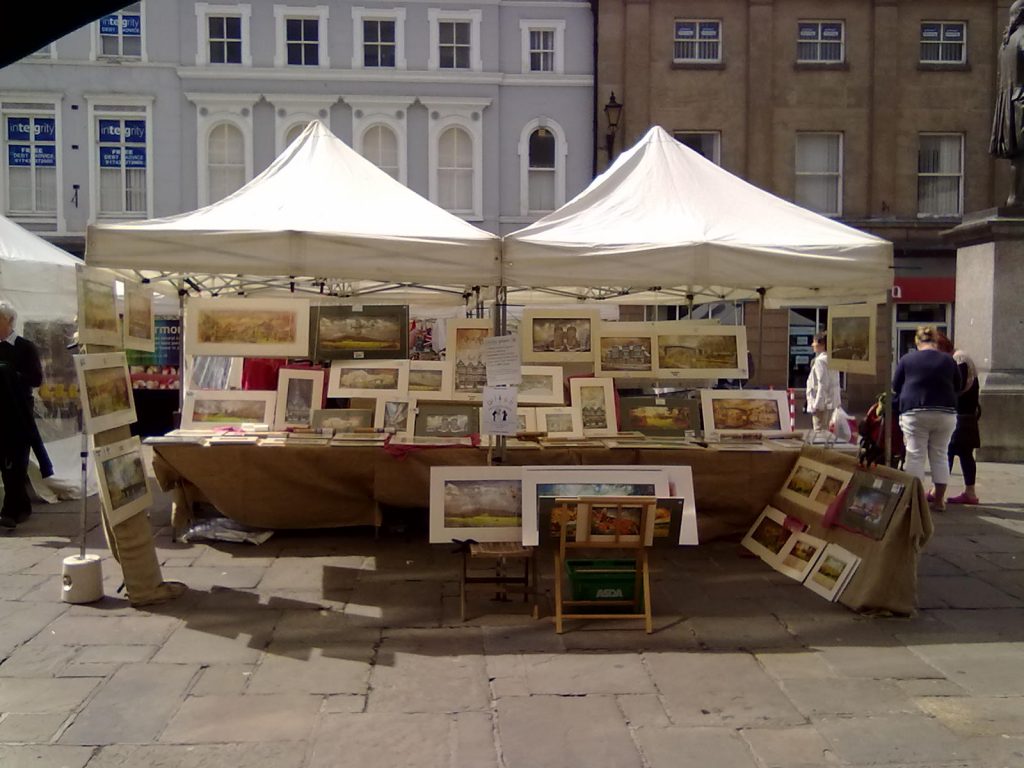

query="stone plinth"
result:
[944,210,1024,461]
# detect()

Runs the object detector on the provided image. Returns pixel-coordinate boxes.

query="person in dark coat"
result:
[947,347,982,505]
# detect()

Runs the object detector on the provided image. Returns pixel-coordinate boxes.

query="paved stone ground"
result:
[0,461,1022,767]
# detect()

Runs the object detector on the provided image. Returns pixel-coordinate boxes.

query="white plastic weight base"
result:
[61,555,104,604]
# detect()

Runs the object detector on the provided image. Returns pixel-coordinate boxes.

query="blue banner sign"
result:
[99,146,122,168]
[921,23,940,41]
[34,145,56,167]
[698,22,719,39]
[821,23,842,40]
[943,25,962,41]
[124,146,146,168]
[100,13,140,36]
[8,145,31,166]
[675,21,696,40]
[7,117,55,142]
[98,119,146,143]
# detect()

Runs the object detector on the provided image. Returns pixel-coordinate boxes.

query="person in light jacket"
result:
[805,332,841,432]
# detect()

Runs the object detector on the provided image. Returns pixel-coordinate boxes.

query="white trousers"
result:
[899,410,956,485]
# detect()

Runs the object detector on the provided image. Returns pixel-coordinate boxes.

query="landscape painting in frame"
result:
[774,532,828,581]
[578,497,657,545]
[74,352,137,433]
[827,303,876,375]
[93,436,152,526]
[596,321,655,377]
[741,506,794,562]
[76,268,120,347]
[181,390,276,429]
[310,304,409,361]
[413,402,479,439]
[429,466,524,543]
[570,378,617,437]
[618,396,701,437]
[275,368,325,429]
[123,281,155,352]
[778,457,852,513]
[521,309,598,364]
[518,365,564,405]
[656,325,748,379]
[447,319,492,399]
[408,361,452,401]
[311,408,374,433]
[700,389,790,438]
[327,360,408,399]
[186,297,310,358]
[804,543,861,601]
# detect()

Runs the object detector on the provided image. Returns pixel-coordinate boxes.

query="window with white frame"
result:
[520,20,565,74]
[352,8,406,69]
[518,119,568,216]
[673,131,720,164]
[795,132,842,216]
[98,3,143,59]
[196,4,251,66]
[428,10,482,72]
[187,93,255,206]
[438,126,473,211]
[673,19,721,63]
[362,124,399,179]
[797,20,843,63]
[918,133,963,217]
[3,107,58,216]
[95,112,148,217]
[207,122,245,203]
[424,98,487,217]
[920,21,966,64]
[274,5,328,68]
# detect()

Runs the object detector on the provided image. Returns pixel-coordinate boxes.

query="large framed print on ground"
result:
[429,466,524,544]
[413,401,480,439]
[521,309,598,364]
[535,406,583,438]
[655,324,748,380]
[618,396,701,437]
[309,304,409,361]
[570,377,618,437]
[275,368,326,429]
[408,361,453,401]
[518,365,565,405]
[827,303,876,376]
[93,436,152,526]
[835,471,906,540]
[182,390,276,429]
[122,281,155,353]
[74,352,137,433]
[185,297,310,358]
[76,268,120,347]
[700,389,790,439]
[521,466,671,546]
[447,319,492,400]
[311,408,373,433]
[779,457,853,514]
[596,321,656,378]
[327,360,409,399]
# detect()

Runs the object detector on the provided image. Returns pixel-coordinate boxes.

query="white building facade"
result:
[0,0,595,252]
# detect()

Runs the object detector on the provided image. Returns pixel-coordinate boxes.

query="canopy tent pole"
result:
[493,284,508,464]
[884,292,894,466]
[756,287,767,388]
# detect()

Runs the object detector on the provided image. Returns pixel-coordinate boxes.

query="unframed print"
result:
[827,303,877,375]
[407,361,452,400]
[700,389,790,438]
[186,297,310,358]
[773,531,828,581]
[429,466,524,543]
[804,543,861,601]
[74,352,137,433]
[311,408,374,433]
[93,436,151,525]
[521,309,598,363]
[656,325,748,379]
[570,378,617,437]
[447,319,492,399]
[275,368,325,429]
[741,506,796,562]
[182,390,276,429]
[778,457,853,514]
[596,322,655,377]
[122,281,155,352]
[375,399,412,434]
[327,360,409,398]
[77,270,121,347]
[517,365,564,405]
[535,406,583,438]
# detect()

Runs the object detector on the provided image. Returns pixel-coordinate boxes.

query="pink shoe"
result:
[947,493,979,505]
[926,489,936,502]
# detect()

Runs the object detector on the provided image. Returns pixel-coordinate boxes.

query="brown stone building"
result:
[600,0,1008,413]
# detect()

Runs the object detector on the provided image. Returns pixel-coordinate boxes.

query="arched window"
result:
[207,122,245,202]
[528,128,556,212]
[437,126,472,212]
[362,124,399,179]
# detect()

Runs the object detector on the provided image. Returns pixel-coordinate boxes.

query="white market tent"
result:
[503,126,893,308]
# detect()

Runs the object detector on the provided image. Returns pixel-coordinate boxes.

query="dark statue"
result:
[991,0,1024,206]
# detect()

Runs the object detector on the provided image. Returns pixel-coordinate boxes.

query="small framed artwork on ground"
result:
[803,543,861,601]
[311,408,374,433]
[741,506,796,562]
[772,531,828,581]
[447,319,492,400]
[413,402,480,439]
[186,297,310,358]
[596,321,656,378]
[181,390,276,429]
[309,304,409,361]
[429,466,523,543]
[518,365,564,405]
[779,457,853,514]
[327,360,409,399]
[122,281,155,352]
[570,378,618,437]
[656,325,748,379]
[76,269,120,347]
[74,353,137,433]
[827,303,876,375]
[93,436,151,526]
[275,368,325,429]
[700,389,790,439]
[836,471,906,540]
[520,309,598,364]
[375,399,412,435]
[535,406,583,438]
[408,361,453,401]
[618,396,701,437]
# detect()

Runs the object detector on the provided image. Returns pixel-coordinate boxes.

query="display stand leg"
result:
[553,552,564,634]
[61,428,103,604]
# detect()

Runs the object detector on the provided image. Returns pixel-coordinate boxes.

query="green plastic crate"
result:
[565,559,638,601]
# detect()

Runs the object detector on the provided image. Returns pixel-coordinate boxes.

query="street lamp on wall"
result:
[604,92,623,161]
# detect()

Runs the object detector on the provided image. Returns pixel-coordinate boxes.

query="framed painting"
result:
[827,303,877,375]
[309,304,409,361]
[778,457,853,514]
[429,466,523,543]
[76,269,120,347]
[518,365,564,405]
[74,352,137,433]
[122,281,155,352]
[408,361,452,401]
[535,406,583,439]
[327,360,409,399]
[804,543,861,601]
[185,297,310,358]
[836,471,906,540]
[413,401,480,439]
[575,496,658,546]
[521,465,671,546]
[700,389,790,438]
[595,321,656,378]
[773,531,828,582]
[447,319,492,400]
[181,390,276,429]
[311,408,374,433]
[274,368,326,429]
[570,377,618,437]
[375,398,413,435]
[741,506,796,562]
[520,308,598,364]
[655,325,749,379]
[93,436,151,526]
[618,396,701,437]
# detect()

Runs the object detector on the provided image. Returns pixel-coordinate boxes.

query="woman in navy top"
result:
[892,326,961,510]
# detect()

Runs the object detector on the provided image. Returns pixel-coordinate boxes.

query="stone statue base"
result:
[944,212,1024,461]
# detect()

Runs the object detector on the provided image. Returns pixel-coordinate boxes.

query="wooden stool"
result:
[460,542,538,621]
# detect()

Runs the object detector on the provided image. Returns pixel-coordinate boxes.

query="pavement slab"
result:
[634,725,761,768]
[0,677,98,715]
[781,677,923,717]
[0,601,67,659]
[915,695,1024,736]
[0,712,70,743]
[813,713,991,765]
[85,743,308,768]
[905,641,1024,695]
[0,745,95,768]
[159,693,321,743]
[490,652,656,696]
[738,724,839,767]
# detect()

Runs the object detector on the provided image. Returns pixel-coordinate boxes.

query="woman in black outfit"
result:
[947,347,981,504]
